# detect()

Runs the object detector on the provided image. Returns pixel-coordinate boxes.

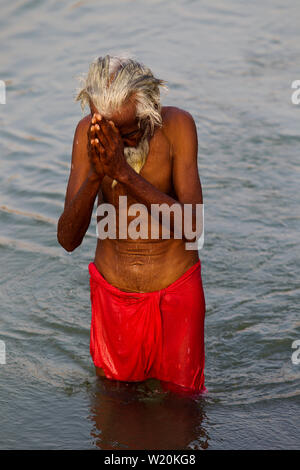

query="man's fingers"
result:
[89,125,96,139]
[95,124,110,148]
[94,114,118,141]
[98,146,106,160]
[108,120,120,136]
[94,113,111,134]
[93,137,101,146]
[88,123,98,149]
[94,123,108,142]
[91,113,99,125]
[93,137,106,155]
[91,115,120,155]
[99,118,112,135]
[89,138,98,158]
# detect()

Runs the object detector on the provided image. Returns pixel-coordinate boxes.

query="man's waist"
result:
[94,239,199,293]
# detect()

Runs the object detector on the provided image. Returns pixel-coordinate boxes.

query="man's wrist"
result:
[117,163,134,185]
[87,170,103,185]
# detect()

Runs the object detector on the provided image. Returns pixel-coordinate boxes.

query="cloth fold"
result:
[89,260,206,392]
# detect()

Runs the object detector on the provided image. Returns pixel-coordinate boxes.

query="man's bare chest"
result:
[100,128,173,204]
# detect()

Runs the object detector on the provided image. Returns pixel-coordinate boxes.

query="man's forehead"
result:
[109,99,137,129]
[90,95,139,130]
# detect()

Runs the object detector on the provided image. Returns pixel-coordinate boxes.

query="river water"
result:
[0,0,299,449]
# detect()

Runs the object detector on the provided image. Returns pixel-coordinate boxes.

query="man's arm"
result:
[94,109,203,238]
[57,116,104,252]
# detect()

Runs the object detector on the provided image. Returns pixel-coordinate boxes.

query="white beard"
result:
[111,136,149,188]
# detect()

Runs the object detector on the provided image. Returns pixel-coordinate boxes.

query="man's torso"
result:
[93,106,199,293]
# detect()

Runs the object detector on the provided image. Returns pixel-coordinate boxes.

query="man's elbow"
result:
[57,233,76,252]
[57,221,81,253]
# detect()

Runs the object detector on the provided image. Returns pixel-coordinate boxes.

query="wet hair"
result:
[75,54,168,136]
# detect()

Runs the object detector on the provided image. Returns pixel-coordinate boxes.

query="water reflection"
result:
[88,377,209,450]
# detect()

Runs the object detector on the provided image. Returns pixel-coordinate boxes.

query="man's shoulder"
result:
[161,106,196,135]
[161,105,194,121]
[74,113,92,138]
[161,106,197,147]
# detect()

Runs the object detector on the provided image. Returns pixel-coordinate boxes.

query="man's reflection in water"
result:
[88,377,209,450]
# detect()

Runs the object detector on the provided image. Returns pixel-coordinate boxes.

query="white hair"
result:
[76,54,168,136]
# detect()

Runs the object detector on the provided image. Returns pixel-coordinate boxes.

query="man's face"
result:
[89,97,144,148]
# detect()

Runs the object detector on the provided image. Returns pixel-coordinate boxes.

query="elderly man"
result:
[57,55,206,394]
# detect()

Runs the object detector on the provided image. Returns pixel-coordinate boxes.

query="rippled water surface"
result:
[1,0,300,449]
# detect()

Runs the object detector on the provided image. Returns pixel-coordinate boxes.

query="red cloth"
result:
[89,260,206,393]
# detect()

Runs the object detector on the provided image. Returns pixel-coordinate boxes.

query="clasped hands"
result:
[87,113,128,181]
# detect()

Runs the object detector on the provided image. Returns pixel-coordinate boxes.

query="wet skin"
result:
[57,99,203,376]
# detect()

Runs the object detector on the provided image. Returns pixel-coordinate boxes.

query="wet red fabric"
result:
[89,260,206,393]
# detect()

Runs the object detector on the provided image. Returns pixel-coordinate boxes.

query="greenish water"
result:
[0,0,299,449]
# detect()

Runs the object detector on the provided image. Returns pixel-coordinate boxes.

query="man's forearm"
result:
[119,164,179,208]
[118,165,200,237]
[57,173,103,252]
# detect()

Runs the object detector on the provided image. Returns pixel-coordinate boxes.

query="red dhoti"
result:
[89,260,206,393]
